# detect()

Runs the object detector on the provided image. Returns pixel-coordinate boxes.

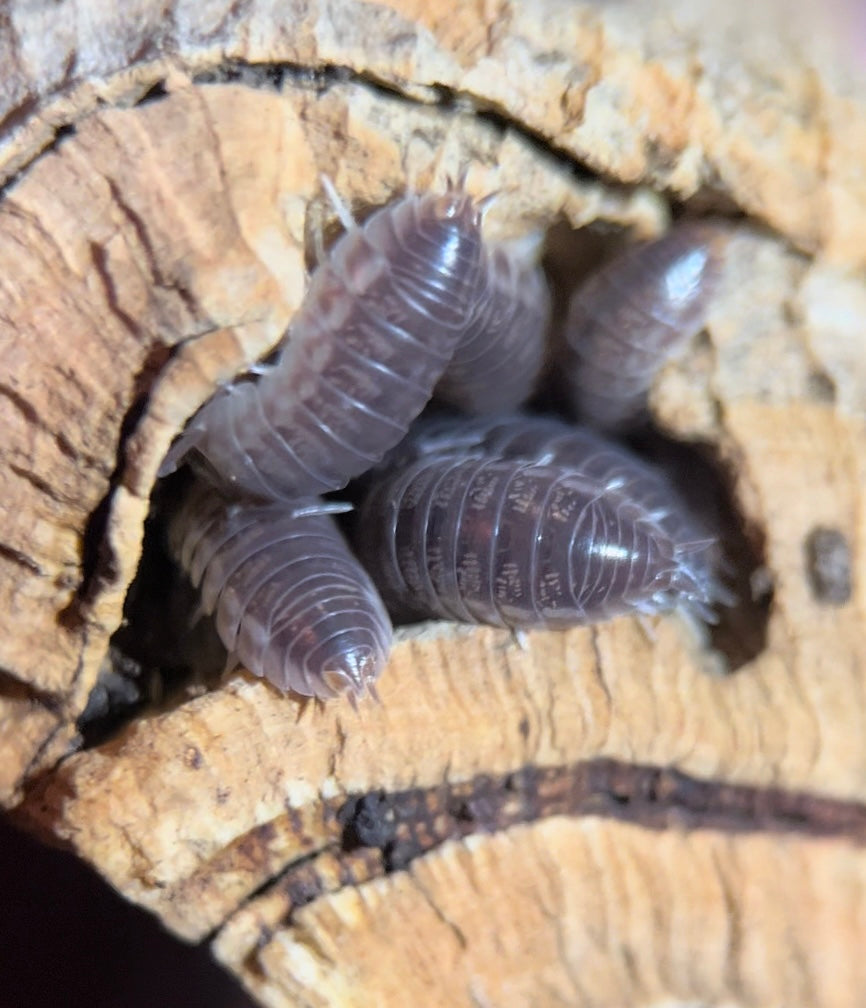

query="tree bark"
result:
[3,1,866,1005]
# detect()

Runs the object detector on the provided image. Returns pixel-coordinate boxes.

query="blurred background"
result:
[0,816,255,1008]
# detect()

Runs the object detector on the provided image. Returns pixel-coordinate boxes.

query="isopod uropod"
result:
[354,453,713,630]
[168,486,392,701]
[434,237,551,414]
[561,220,726,430]
[160,179,487,501]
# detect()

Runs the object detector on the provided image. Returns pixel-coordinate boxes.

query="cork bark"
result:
[3,2,866,1006]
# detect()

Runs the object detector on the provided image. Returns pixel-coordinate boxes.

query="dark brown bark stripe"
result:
[265,758,866,922]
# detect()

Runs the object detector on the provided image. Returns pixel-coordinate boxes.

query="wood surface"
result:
[2,1,866,1005]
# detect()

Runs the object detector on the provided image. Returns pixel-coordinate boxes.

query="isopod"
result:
[433,237,551,414]
[561,219,726,430]
[354,453,713,630]
[168,485,392,701]
[160,178,486,500]
[390,411,731,615]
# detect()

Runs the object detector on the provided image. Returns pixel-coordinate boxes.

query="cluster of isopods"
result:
[161,176,728,702]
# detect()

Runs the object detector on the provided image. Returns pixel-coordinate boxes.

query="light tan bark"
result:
[3,2,866,1006]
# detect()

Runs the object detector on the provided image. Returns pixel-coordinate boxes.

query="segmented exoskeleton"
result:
[160,179,487,500]
[168,486,392,701]
[434,238,551,414]
[354,453,713,629]
[385,411,730,618]
[561,220,725,430]
[160,190,735,702]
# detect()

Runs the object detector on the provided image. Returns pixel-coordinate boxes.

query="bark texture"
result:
[3,1,866,1006]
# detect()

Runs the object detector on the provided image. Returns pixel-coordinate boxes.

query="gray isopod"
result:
[434,237,551,414]
[168,486,392,701]
[561,219,725,430]
[160,179,487,501]
[354,453,713,630]
[390,411,731,618]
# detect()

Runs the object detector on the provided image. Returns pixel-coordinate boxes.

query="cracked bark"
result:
[2,2,866,1006]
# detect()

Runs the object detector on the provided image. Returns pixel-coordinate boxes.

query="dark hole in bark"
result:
[804,525,852,605]
[135,79,169,106]
[87,207,772,744]
[537,218,771,672]
[77,471,227,746]
[58,342,174,634]
[627,430,772,671]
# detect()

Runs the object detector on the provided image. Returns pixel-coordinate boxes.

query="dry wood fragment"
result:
[3,2,866,1006]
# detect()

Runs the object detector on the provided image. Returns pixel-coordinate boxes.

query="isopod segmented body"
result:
[392,411,731,615]
[354,454,712,630]
[561,220,725,430]
[169,486,392,700]
[160,180,486,500]
[434,238,551,414]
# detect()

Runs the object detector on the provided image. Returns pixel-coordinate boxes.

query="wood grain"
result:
[3,2,866,1006]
